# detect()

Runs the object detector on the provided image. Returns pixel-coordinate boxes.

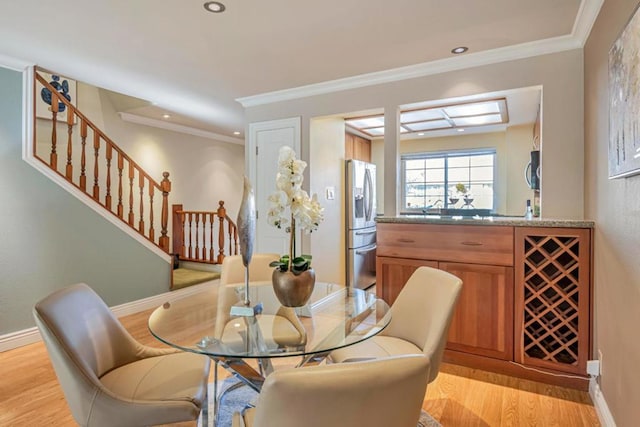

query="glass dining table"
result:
[148,281,391,425]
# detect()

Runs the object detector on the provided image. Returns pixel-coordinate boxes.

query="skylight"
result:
[345,98,508,138]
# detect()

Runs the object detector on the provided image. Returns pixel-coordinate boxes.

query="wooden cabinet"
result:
[376,256,437,305]
[514,227,592,376]
[376,223,515,359]
[376,221,593,389]
[345,132,371,162]
[441,262,514,361]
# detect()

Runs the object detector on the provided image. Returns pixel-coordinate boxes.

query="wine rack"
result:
[514,227,591,375]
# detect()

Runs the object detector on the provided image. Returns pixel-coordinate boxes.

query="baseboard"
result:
[0,328,42,352]
[0,280,217,353]
[589,378,617,427]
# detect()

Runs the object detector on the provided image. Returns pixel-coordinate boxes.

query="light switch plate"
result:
[325,186,335,200]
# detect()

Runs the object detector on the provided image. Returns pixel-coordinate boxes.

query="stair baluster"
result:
[172,202,238,265]
[34,71,173,253]
[65,108,73,179]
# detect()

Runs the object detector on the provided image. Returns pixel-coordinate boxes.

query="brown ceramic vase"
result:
[272,268,316,307]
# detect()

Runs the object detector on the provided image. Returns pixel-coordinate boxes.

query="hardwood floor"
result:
[0,307,600,427]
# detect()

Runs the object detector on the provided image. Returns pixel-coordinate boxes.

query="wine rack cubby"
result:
[514,227,591,375]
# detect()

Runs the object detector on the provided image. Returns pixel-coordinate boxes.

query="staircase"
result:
[32,69,238,274]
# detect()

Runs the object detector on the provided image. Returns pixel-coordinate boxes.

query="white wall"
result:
[246,49,584,220]
[309,117,346,285]
[98,90,245,219]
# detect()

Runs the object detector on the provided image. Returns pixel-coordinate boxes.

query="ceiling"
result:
[0,1,601,142]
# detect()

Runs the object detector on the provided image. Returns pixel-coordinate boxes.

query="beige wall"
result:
[584,0,640,424]
[246,49,584,220]
[309,118,346,285]
[384,125,535,216]
[505,125,538,215]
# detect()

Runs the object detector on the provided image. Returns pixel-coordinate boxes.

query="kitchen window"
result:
[401,149,496,212]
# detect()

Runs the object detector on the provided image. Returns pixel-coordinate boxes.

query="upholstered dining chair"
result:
[33,283,210,427]
[215,253,306,350]
[219,253,281,286]
[231,354,430,427]
[330,266,463,383]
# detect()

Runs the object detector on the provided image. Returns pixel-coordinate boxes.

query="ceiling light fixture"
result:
[204,1,226,13]
[162,114,171,119]
[457,128,465,132]
[451,46,468,54]
[233,131,240,135]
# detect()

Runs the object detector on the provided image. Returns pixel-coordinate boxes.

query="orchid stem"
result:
[289,216,295,271]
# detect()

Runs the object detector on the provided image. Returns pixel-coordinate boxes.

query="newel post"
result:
[217,200,226,263]
[159,172,171,252]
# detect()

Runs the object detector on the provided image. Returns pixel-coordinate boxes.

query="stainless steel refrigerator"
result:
[345,159,377,290]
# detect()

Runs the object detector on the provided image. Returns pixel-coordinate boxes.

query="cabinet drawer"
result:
[377,223,514,266]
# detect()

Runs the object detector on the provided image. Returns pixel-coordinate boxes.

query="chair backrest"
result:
[252,355,430,427]
[33,283,143,425]
[215,253,281,338]
[382,266,463,383]
[219,253,280,286]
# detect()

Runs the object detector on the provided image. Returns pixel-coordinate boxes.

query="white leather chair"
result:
[219,253,281,286]
[33,283,210,427]
[231,354,430,427]
[330,266,463,383]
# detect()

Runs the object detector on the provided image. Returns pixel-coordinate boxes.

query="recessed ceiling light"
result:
[162,114,171,119]
[233,131,241,135]
[457,128,465,132]
[204,1,225,13]
[451,46,468,54]
[418,133,425,136]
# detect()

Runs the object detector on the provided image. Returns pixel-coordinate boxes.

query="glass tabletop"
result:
[148,281,391,359]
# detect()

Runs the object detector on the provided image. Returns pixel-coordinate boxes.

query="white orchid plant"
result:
[267,146,324,274]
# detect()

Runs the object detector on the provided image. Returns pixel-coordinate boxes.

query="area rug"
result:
[172,268,221,290]
[199,378,441,427]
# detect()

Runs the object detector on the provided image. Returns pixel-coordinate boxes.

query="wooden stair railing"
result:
[34,71,171,252]
[172,201,239,264]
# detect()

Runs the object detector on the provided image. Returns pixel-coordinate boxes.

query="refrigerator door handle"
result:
[364,168,373,222]
[355,244,377,255]
[355,229,376,235]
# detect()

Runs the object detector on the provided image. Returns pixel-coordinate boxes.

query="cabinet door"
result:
[440,262,514,361]
[345,132,355,160]
[354,135,371,163]
[376,256,438,305]
[514,227,591,375]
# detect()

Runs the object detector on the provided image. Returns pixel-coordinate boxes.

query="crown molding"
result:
[237,0,603,108]
[0,52,33,71]
[118,112,245,145]
[572,0,605,46]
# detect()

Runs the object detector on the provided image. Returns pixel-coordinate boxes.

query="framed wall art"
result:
[609,4,640,179]
[35,71,77,121]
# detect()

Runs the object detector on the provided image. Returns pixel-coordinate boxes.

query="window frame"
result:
[400,148,497,214]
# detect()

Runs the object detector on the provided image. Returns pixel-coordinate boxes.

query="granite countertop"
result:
[376,215,594,228]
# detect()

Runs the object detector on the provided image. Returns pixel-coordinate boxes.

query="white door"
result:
[248,117,301,255]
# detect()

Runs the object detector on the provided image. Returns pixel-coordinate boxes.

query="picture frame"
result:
[608,4,640,179]
[35,71,77,122]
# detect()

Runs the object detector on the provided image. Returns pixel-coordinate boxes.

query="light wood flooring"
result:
[0,307,600,427]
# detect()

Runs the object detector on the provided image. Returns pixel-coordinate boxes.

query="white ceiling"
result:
[0,1,601,141]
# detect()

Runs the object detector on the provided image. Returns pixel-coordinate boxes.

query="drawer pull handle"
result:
[461,241,483,246]
[398,238,415,243]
